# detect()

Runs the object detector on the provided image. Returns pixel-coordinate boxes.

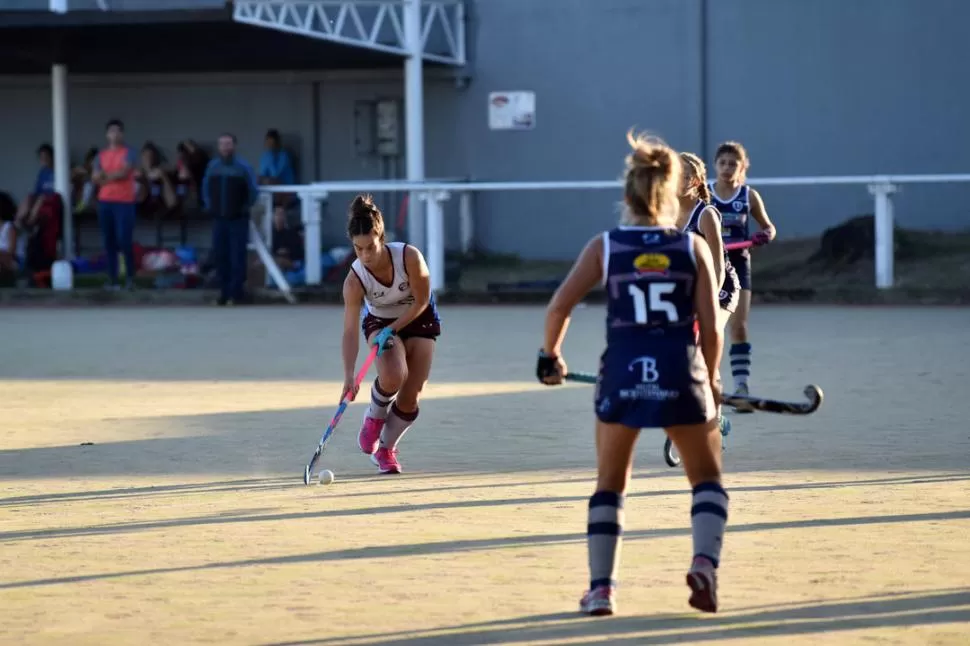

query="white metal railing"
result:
[260,174,970,293]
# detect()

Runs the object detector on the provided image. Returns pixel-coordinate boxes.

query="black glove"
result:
[536,349,560,385]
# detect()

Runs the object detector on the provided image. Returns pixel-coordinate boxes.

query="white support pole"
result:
[458,191,473,254]
[404,0,426,249]
[51,63,72,260]
[422,190,449,293]
[868,182,897,289]
[260,191,273,244]
[301,192,324,285]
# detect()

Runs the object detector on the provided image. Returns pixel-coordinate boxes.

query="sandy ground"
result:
[1,304,969,645]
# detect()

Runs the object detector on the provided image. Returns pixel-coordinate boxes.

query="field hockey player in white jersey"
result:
[340,194,441,474]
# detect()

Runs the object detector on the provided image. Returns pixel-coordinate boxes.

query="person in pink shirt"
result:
[92,119,138,290]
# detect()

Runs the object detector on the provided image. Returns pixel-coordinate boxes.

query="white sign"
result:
[488,91,535,130]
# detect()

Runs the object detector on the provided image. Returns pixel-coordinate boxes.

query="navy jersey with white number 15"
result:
[602,226,697,341]
[595,226,714,430]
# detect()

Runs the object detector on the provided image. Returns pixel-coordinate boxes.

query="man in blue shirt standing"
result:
[258,129,295,186]
[258,129,297,209]
[202,133,258,306]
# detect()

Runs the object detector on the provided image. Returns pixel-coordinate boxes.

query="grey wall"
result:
[703,0,970,240]
[442,0,970,257]
[1,0,967,260]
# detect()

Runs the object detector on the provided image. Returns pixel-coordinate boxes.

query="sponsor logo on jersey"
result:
[398,281,409,291]
[633,253,670,274]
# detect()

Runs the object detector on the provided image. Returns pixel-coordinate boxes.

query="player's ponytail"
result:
[623,130,681,225]
[680,152,712,204]
[347,193,386,241]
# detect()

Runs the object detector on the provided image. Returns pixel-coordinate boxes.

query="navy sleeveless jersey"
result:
[682,201,740,312]
[602,226,697,343]
[595,226,715,429]
[709,183,750,245]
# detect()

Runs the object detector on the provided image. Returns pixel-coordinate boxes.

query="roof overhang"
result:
[0,1,465,74]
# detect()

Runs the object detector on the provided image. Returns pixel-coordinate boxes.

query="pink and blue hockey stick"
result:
[303,345,380,485]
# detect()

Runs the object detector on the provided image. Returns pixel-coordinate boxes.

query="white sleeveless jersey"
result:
[351,242,416,319]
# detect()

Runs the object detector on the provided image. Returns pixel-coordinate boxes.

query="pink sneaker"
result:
[686,557,718,613]
[579,585,615,616]
[357,416,385,455]
[371,447,402,474]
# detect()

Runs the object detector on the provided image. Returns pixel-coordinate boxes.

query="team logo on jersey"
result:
[620,355,680,401]
[398,281,409,291]
[732,200,745,212]
[633,253,670,274]
[628,356,660,383]
[372,290,386,299]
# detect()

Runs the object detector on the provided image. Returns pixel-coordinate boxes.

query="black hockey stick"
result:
[563,373,824,416]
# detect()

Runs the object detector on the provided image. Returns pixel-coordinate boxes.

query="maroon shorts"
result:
[362,305,441,341]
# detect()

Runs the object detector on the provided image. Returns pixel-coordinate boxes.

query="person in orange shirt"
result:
[92,119,138,290]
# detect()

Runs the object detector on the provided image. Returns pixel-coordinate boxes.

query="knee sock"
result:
[380,403,417,450]
[691,482,729,567]
[729,343,751,389]
[366,378,396,420]
[587,491,624,590]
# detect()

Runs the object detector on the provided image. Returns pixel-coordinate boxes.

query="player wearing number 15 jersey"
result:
[536,132,728,617]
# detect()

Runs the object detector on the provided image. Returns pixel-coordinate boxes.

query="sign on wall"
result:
[488,91,535,130]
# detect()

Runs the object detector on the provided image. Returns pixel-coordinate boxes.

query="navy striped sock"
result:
[730,343,751,389]
[587,491,624,590]
[691,482,729,567]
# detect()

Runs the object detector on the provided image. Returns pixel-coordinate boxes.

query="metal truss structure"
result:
[232,0,465,66]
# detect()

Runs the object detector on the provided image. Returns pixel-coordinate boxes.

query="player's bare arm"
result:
[698,207,726,287]
[388,245,432,334]
[341,270,365,397]
[692,234,723,391]
[749,188,776,240]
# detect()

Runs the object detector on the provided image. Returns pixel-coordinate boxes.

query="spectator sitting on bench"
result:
[15,143,55,230]
[0,197,19,286]
[258,129,296,208]
[135,141,177,215]
[258,129,295,187]
[271,205,305,286]
[71,147,100,213]
[175,139,210,207]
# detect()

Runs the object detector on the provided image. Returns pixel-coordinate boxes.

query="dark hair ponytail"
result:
[347,194,386,241]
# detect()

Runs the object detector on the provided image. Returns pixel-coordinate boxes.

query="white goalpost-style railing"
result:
[258,174,970,295]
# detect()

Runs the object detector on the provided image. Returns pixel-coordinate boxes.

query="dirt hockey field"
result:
[2,304,969,645]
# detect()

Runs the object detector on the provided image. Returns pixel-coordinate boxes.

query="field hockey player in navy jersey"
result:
[536,132,728,616]
[710,141,776,409]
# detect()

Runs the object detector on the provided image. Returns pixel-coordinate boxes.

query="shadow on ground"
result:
[266,588,970,645]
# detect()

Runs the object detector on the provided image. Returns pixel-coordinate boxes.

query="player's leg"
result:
[357,322,408,455]
[716,307,734,441]
[728,289,754,412]
[726,251,753,406]
[665,419,727,613]
[581,420,639,616]
[372,336,434,474]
